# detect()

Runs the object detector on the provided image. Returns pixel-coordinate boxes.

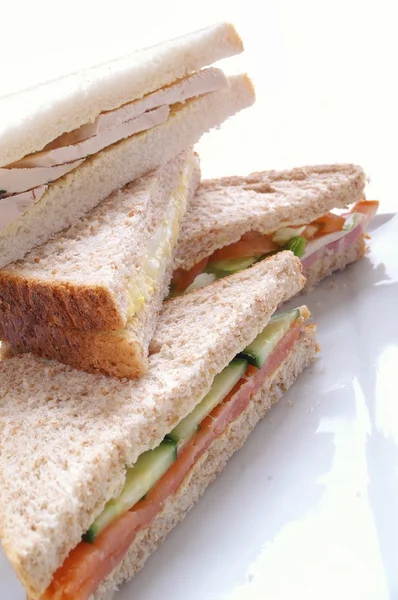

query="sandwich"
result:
[0,22,255,267]
[0,252,319,600]
[171,164,379,295]
[0,150,200,378]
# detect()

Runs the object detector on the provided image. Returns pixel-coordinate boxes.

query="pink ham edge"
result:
[301,223,363,270]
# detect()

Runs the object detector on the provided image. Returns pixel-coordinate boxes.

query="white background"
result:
[1,1,398,599]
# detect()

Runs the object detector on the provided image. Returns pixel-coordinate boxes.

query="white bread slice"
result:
[0,74,255,268]
[0,252,304,599]
[0,158,201,378]
[0,22,243,167]
[93,324,318,600]
[175,164,366,271]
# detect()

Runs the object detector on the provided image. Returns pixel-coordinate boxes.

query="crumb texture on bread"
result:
[175,164,366,271]
[0,23,243,167]
[0,74,254,268]
[94,325,319,599]
[0,252,303,598]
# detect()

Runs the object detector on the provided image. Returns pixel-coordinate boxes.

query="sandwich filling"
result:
[41,306,311,600]
[123,153,197,320]
[0,68,226,233]
[171,200,379,295]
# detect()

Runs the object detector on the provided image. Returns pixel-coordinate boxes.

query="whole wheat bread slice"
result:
[0,159,200,378]
[175,164,366,272]
[93,324,318,599]
[0,152,200,378]
[0,252,304,599]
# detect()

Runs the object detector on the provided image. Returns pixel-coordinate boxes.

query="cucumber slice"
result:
[205,256,257,276]
[167,358,248,447]
[238,308,300,369]
[269,308,301,323]
[83,439,177,543]
[283,236,307,257]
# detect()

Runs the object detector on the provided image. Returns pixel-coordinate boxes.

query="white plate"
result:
[1,211,397,599]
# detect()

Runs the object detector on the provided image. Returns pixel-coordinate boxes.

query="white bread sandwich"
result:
[0,252,319,600]
[0,150,200,378]
[171,164,379,295]
[0,22,255,268]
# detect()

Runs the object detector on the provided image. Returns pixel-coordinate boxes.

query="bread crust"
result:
[175,164,366,271]
[0,303,147,379]
[93,325,319,599]
[0,275,122,330]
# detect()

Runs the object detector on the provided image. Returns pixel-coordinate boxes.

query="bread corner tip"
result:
[245,74,256,99]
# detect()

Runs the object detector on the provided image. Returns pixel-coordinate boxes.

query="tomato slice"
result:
[351,200,379,220]
[313,212,346,235]
[43,320,304,600]
[209,231,278,262]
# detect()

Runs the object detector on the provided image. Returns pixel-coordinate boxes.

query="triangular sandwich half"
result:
[0,22,254,267]
[0,150,200,378]
[0,252,319,600]
[171,164,379,295]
